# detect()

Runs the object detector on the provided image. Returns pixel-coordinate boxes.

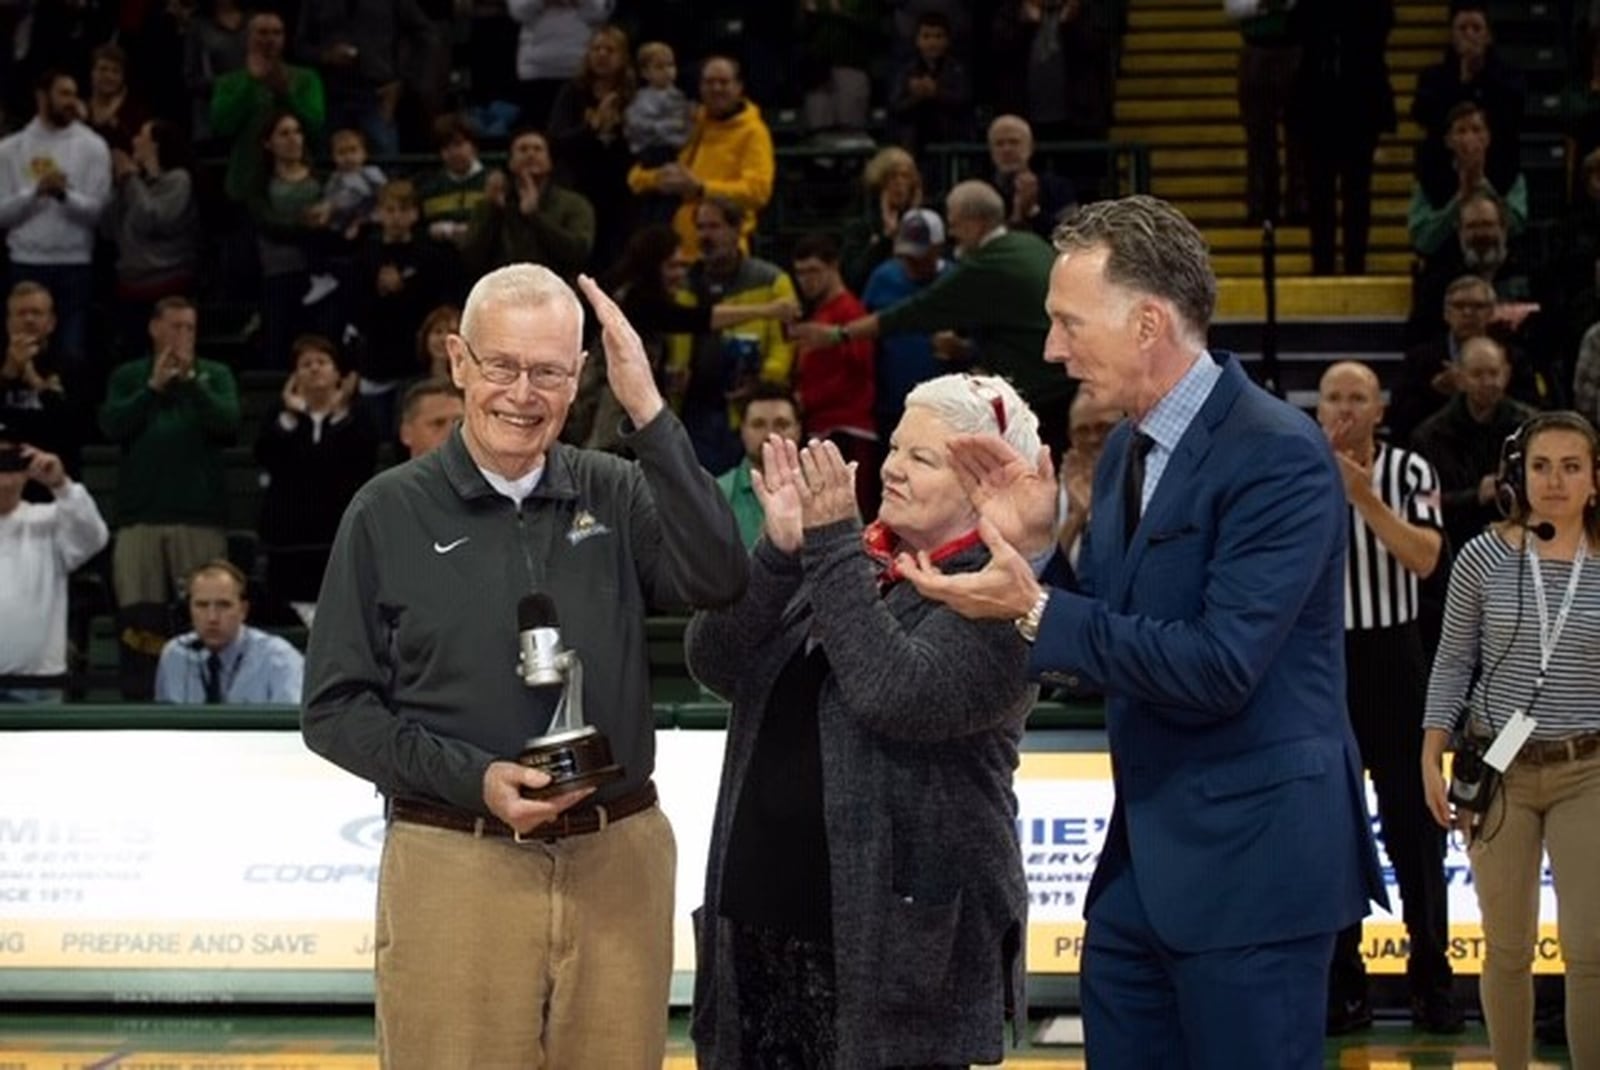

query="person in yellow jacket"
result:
[627,56,775,259]
[665,198,796,473]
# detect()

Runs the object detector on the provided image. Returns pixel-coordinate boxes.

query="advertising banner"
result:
[0,731,1567,998]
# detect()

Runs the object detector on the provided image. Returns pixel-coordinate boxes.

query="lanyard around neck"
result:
[1527,536,1588,689]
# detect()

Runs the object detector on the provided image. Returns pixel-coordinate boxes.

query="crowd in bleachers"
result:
[0,0,1128,700]
[2,0,1600,716]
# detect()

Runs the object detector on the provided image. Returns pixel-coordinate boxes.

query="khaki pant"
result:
[374,806,676,1070]
[112,523,226,607]
[1470,749,1600,1070]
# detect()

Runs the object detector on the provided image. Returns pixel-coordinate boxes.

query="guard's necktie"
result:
[203,651,224,704]
[1123,431,1155,548]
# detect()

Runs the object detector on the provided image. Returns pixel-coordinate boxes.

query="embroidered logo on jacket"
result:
[566,510,611,546]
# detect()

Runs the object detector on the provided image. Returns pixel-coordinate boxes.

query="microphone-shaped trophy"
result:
[514,593,624,799]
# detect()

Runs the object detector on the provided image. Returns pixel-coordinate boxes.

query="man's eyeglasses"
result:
[457,336,579,390]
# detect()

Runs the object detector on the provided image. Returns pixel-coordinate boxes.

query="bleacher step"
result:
[1178,199,1410,225]
[1153,172,1414,197]
[1110,121,1425,146]
[1216,276,1413,320]
[1211,251,1414,275]
[1121,48,1440,75]
[1127,4,1445,29]
[1200,223,1411,252]
[1151,143,1418,172]
[1123,26,1445,52]
[1116,94,1414,123]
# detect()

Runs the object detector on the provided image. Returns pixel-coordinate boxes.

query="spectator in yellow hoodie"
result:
[627,55,774,260]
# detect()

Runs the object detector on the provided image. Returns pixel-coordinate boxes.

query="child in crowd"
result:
[416,114,489,248]
[322,127,387,238]
[304,128,386,307]
[351,180,451,437]
[626,42,691,224]
[889,11,972,158]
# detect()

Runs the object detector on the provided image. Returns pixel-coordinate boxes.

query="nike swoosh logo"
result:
[432,537,469,554]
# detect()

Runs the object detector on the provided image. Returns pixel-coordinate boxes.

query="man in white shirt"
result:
[0,436,109,701]
[155,560,304,705]
[0,69,111,382]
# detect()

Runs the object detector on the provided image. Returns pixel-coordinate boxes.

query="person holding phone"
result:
[0,439,108,701]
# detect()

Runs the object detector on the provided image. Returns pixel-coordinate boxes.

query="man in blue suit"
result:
[902,195,1385,1069]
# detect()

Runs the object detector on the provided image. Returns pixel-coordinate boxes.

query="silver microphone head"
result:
[519,627,566,687]
[517,594,565,687]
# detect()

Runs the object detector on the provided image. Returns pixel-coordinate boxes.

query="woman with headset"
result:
[1422,410,1600,1069]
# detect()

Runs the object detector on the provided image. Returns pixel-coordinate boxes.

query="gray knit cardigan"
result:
[684,518,1034,1069]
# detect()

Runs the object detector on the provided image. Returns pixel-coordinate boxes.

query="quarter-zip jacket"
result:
[301,409,747,812]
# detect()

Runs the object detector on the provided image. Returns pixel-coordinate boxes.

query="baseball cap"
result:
[894,209,945,256]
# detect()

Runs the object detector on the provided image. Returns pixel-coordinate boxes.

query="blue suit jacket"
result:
[1031,354,1386,953]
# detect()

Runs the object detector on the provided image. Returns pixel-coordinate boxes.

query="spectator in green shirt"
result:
[210,11,325,204]
[1407,101,1526,258]
[461,128,595,282]
[98,296,241,697]
[716,383,802,549]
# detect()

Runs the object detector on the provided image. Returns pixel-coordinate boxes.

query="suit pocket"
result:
[881,888,964,1008]
[1200,741,1328,800]
[1146,524,1199,545]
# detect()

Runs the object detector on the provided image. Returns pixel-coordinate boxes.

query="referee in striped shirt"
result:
[1317,362,1463,1034]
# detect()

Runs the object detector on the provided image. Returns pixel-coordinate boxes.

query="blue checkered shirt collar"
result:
[1130,351,1223,509]
[1135,350,1223,456]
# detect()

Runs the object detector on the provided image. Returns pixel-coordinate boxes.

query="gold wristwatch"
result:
[1014,589,1050,643]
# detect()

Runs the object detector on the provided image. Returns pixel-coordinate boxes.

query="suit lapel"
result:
[1111,358,1248,602]
[1083,423,1134,597]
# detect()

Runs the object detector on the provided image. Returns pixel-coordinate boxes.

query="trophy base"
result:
[519,764,625,800]
[517,725,625,800]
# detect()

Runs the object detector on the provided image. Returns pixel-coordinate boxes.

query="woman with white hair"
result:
[686,372,1039,1068]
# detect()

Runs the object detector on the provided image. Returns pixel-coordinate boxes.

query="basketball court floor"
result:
[0,1011,1576,1068]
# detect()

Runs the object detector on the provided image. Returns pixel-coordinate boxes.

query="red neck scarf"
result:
[861,520,984,588]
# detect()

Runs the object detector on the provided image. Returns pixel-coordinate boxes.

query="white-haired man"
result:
[987,114,1077,242]
[301,264,747,1067]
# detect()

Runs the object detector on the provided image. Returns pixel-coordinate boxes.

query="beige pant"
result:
[112,523,226,607]
[374,806,676,1070]
[1470,749,1600,1070]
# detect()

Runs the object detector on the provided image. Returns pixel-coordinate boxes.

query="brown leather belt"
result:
[1515,732,1600,767]
[389,781,657,843]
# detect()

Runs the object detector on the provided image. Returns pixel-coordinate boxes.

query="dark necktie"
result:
[203,651,224,704]
[1123,431,1155,548]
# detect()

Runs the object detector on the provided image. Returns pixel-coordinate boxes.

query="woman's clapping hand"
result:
[752,435,805,554]
[798,438,859,529]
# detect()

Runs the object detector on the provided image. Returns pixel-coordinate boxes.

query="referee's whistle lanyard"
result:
[1526,537,1587,698]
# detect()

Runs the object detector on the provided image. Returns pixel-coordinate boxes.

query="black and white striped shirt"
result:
[1425,531,1600,740]
[1344,443,1443,631]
